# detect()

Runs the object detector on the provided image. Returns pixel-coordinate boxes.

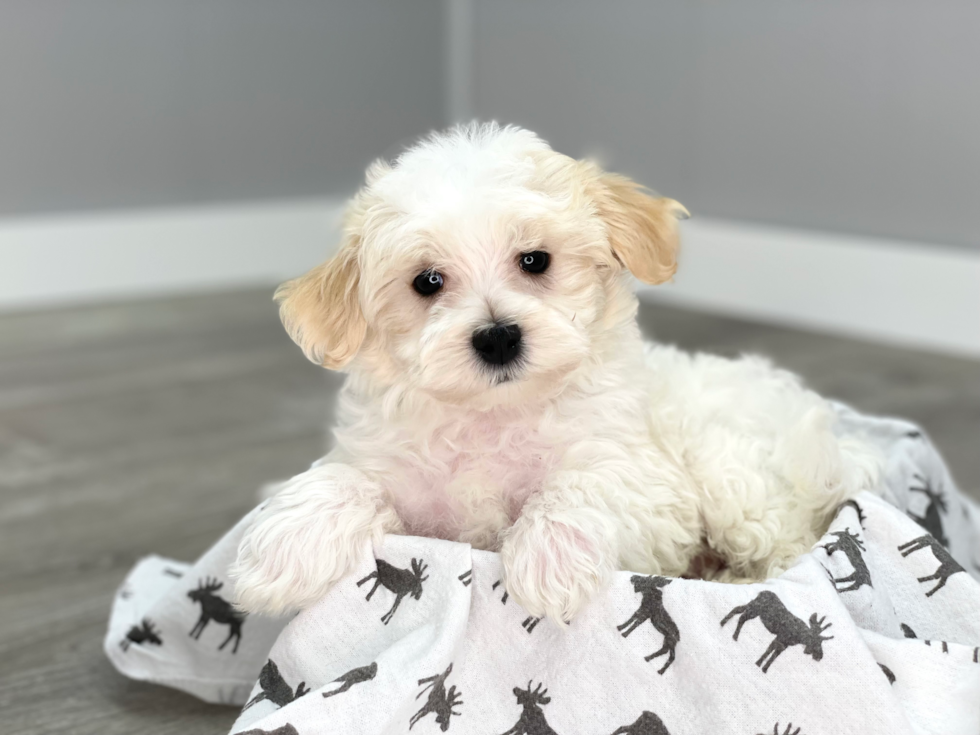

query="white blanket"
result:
[105,409,980,735]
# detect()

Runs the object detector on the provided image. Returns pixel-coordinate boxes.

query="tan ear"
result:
[274,238,366,370]
[592,172,689,285]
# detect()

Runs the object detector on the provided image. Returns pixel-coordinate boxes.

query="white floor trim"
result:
[2,201,977,357]
[642,217,980,357]
[0,198,345,310]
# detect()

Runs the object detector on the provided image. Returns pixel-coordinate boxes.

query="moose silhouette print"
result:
[907,475,948,547]
[493,580,542,633]
[500,682,559,735]
[187,577,246,653]
[410,663,463,731]
[720,591,833,673]
[609,711,672,735]
[879,662,896,685]
[357,558,429,625]
[819,528,872,592]
[239,726,299,735]
[837,499,867,529]
[322,662,378,699]
[120,618,162,651]
[244,659,310,711]
[617,575,679,674]
[897,534,965,596]
[759,725,801,735]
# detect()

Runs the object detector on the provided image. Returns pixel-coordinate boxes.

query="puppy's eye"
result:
[519,250,550,274]
[413,269,444,296]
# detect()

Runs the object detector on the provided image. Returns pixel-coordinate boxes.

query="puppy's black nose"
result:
[472,323,522,366]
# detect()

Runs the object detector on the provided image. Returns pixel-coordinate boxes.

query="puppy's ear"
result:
[274,225,366,370]
[592,171,689,285]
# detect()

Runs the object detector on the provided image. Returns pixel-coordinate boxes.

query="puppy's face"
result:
[277,125,686,409]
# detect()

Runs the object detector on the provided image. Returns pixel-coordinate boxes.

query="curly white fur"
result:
[232,123,881,622]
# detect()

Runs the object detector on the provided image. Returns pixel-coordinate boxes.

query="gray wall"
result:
[472,0,980,250]
[4,1,978,251]
[0,0,444,216]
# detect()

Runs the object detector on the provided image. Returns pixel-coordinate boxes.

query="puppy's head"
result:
[276,124,687,408]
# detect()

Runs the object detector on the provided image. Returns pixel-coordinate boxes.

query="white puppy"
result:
[232,123,879,623]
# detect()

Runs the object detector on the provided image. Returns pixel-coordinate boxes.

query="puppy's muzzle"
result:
[472,323,522,366]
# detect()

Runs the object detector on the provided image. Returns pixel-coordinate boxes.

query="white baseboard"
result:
[642,218,980,357]
[2,201,977,357]
[0,198,346,310]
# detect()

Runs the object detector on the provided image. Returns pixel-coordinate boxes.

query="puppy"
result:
[232,123,879,622]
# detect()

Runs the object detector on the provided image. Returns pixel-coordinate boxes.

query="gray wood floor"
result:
[1,288,977,735]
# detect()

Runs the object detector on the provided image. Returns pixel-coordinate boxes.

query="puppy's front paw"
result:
[501,516,615,624]
[230,464,395,616]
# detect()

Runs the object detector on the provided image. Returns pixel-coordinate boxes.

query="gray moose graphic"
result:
[617,575,679,674]
[493,580,542,633]
[243,659,310,711]
[720,591,833,673]
[187,577,245,653]
[610,711,672,734]
[819,528,872,592]
[357,558,429,624]
[501,682,559,735]
[322,662,378,699]
[410,663,462,731]
[897,534,964,596]
[907,475,948,547]
[120,618,162,651]
[759,726,801,735]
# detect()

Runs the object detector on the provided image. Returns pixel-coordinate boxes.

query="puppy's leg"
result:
[501,436,703,622]
[694,406,879,581]
[699,468,817,582]
[231,463,400,616]
[500,470,621,624]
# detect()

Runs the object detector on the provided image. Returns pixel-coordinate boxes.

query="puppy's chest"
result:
[377,419,565,541]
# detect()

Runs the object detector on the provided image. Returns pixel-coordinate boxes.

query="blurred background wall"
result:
[1,0,977,353]
[0,0,444,214]
[468,0,980,251]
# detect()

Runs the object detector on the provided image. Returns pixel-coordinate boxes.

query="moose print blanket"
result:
[105,408,980,735]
